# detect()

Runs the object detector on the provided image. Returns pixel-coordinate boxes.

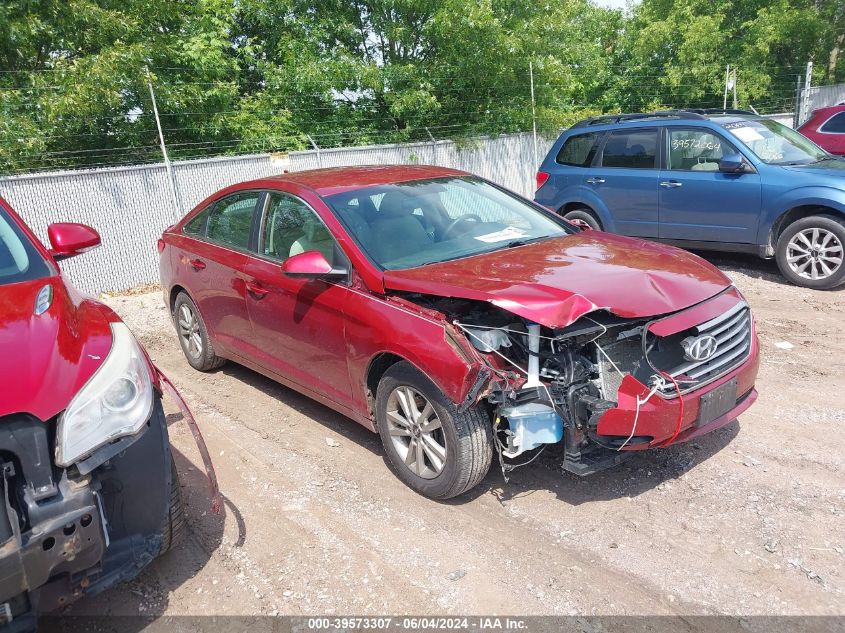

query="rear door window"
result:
[206,193,260,250]
[666,128,738,171]
[600,129,658,169]
[820,112,845,133]
[556,132,601,166]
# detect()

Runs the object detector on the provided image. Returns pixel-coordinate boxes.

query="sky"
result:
[592,0,638,10]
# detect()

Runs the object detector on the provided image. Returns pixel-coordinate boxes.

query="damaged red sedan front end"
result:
[160,165,758,498]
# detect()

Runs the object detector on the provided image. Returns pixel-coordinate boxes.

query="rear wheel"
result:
[775,215,845,289]
[563,207,602,231]
[173,292,225,371]
[375,362,493,500]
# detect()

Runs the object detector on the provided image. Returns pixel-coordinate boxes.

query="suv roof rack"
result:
[685,108,757,116]
[571,108,756,128]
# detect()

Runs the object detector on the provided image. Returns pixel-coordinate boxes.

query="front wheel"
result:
[775,215,845,289]
[375,362,493,499]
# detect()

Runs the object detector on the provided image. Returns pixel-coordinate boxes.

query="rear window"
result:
[0,206,51,286]
[556,132,601,166]
[600,129,658,169]
[820,112,845,133]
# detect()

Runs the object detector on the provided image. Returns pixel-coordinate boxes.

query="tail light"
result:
[536,171,550,191]
[157,238,165,254]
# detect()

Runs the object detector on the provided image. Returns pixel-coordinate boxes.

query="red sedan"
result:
[159,165,760,499]
[798,104,845,155]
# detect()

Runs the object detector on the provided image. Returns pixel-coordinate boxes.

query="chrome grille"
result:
[662,302,752,396]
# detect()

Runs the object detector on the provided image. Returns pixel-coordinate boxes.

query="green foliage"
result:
[0,0,843,173]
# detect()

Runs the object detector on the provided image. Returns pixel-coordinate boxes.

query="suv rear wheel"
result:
[775,215,845,289]
[375,362,493,499]
[563,207,602,231]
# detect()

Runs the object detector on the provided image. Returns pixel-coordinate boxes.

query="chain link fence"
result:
[0,132,554,294]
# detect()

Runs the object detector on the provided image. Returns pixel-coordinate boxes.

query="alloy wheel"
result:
[786,228,844,281]
[385,386,447,479]
[177,304,203,358]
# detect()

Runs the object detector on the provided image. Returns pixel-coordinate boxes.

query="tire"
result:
[158,456,186,555]
[775,214,845,289]
[375,362,493,500]
[173,291,226,371]
[563,207,602,231]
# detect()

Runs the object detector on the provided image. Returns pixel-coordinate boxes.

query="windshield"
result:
[325,176,571,270]
[0,206,51,286]
[720,118,827,165]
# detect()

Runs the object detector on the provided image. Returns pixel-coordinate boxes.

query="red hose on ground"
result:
[659,371,684,448]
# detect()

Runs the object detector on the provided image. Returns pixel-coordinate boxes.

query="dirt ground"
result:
[62,252,844,619]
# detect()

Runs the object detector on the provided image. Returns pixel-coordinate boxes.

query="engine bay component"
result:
[463,326,512,353]
[499,401,563,458]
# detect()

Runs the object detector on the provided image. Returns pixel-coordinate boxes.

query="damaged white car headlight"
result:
[56,323,154,467]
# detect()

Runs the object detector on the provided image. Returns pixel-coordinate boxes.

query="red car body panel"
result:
[0,198,119,421]
[159,166,758,454]
[383,231,732,328]
[798,105,845,155]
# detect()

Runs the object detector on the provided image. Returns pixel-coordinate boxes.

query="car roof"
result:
[812,104,845,116]
[252,164,469,197]
[569,110,762,132]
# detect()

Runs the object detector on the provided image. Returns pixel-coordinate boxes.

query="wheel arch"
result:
[555,191,614,231]
[768,204,845,251]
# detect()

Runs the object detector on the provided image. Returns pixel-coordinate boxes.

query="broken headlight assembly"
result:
[56,322,154,467]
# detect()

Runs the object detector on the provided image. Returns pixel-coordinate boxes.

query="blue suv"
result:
[535,110,845,289]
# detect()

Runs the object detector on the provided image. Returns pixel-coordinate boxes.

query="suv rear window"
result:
[600,129,658,169]
[820,112,845,133]
[556,132,601,166]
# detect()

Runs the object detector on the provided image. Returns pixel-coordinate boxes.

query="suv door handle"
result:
[586,177,605,185]
[660,180,683,188]
[245,280,269,299]
[188,258,206,271]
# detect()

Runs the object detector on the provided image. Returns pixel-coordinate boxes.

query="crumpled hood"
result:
[0,277,113,420]
[383,232,732,327]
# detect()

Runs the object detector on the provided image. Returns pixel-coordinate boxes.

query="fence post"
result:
[145,67,182,221]
[306,134,323,168]
[425,127,438,165]
[793,74,803,129]
[800,61,813,125]
[529,61,539,173]
[723,65,730,110]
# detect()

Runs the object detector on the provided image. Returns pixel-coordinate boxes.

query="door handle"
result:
[660,181,683,188]
[188,258,206,271]
[245,280,269,299]
[586,177,605,185]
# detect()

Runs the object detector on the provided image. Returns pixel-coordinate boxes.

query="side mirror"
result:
[47,222,101,260]
[718,154,746,173]
[281,250,347,280]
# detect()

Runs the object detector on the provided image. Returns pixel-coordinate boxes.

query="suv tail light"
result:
[536,171,550,191]
[157,238,165,254]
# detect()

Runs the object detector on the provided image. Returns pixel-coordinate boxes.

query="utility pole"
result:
[529,61,539,173]
[145,66,181,221]
[732,68,738,109]
[800,61,814,125]
[723,64,730,110]
[306,134,323,168]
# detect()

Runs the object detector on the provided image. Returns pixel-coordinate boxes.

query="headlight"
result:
[56,323,154,467]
